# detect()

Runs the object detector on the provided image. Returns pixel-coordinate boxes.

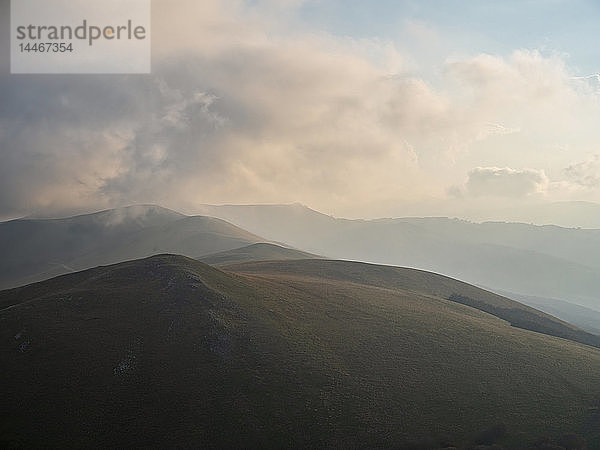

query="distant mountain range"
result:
[199,242,321,266]
[0,205,265,289]
[490,289,600,336]
[3,203,600,331]
[2,255,599,448]
[197,203,600,312]
[467,201,600,229]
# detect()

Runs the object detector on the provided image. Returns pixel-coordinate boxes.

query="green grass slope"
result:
[226,260,600,349]
[199,242,322,266]
[1,256,599,448]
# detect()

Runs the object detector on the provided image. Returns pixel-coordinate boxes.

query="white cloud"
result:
[563,155,600,188]
[475,123,520,141]
[451,167,549,198]
[2,0,600,218]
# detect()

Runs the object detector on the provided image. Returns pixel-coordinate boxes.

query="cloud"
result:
[451,167,549,198]
[1,0,600,219]
[447,50,571,100]
[475,122,520,141]
[563,155,600,188]
[0,0,439,218]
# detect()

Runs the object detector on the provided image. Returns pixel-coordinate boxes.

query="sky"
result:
[2,0,600,219]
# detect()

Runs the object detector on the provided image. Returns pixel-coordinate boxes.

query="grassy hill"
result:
[227,259,600,349]
[1,255,599,448]
[491,288,600,336]
[0,205,264,289]
[199,242,322,266]
[197,203,600,310]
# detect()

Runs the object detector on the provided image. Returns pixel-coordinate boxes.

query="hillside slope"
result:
[227,259,600,349]
[2,255,599,448]
[198,203,600,310]
[491,289,600,336]
[199,242,322,266]
[0,205,264,289]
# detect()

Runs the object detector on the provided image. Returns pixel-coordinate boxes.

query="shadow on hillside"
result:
[448,294,600,349]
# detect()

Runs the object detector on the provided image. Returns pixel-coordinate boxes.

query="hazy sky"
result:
[2,0,600,219]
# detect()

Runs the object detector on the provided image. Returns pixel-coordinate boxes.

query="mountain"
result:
[468,201,600,229]
[197,202,341,241]
[492,289,600,336]
[6,202,600,321]
[226,259,600,350]
[27,203,186,225]
[199,242,322,266]
[0,205,265,289]
[2,255,599,448]
[196,203,600,310]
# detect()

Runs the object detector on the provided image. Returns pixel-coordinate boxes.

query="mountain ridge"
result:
[0,206,266,290]
[199,242,323,266]
[197,203,600,311]
[225,259,600,349]
[4,202,600,325]
[2,254,600,447]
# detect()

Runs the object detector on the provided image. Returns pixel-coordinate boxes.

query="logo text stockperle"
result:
[16,20,147,46]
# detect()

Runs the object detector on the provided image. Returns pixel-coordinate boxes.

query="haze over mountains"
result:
[198,203,600,311]
[493,289,600,337]
[2,255,599,448]
[459,201,600,229]
[7,0,600,447]
[0,205,264,289]
[3,203,600,334]
[3,203,600,447]
[199,242,321,266]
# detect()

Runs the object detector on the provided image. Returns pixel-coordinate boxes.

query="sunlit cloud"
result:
[450,167,549,198]
[2,0,600,218]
